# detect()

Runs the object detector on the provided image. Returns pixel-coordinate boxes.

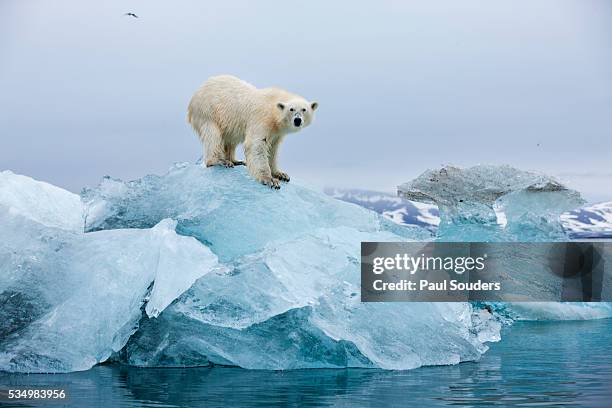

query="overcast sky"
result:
[1,0,611,201]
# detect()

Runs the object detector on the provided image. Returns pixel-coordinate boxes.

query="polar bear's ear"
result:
[277,102,285,111]
[311,102,319,111]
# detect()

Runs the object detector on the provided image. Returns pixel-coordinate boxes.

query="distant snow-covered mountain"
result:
[560,201,612,239]
[326,188,612,238]
[324,188,439,230]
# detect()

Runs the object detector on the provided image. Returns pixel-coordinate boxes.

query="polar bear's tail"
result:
[186,104,200,138]
[186,106,193,126]
[187,102,207,143]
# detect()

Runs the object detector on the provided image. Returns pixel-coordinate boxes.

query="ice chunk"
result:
[398,165,585,241]
[0,209,219,373]
[0,170,83,231]
[145,219,222,318]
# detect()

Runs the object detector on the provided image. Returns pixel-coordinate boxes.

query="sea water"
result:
[1,319,611,407]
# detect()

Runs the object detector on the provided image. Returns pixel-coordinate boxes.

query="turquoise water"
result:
[1,319,611,407]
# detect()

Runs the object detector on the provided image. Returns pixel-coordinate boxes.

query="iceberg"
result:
[82,164,495,370]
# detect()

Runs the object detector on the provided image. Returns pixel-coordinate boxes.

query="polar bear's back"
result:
[196,75,256,105]
[188,75,258,138]
[188,75,299,145]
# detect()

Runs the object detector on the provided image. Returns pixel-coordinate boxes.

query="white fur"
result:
[187,75,317,188]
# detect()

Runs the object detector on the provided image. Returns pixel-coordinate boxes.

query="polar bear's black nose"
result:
[293,117,302,127]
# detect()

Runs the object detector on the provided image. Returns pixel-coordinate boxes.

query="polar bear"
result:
[187,75,318,189]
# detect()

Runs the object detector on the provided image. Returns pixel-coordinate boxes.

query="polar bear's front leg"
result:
[269,137,290,182]
[244,131,280,189]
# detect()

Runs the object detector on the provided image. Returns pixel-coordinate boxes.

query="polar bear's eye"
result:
[301,108,306,112]
[289,108,294,112]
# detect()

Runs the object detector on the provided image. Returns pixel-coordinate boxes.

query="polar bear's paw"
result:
[206,159,235,168]
[257,176,281,189]
[273,171,290,182]
[232,160,246,166]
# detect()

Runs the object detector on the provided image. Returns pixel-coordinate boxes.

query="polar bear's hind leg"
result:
[201,122,233,167]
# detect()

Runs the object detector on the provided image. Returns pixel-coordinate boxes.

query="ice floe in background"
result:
[0,164,610,373]
[398,165,586,241]
[396,165,611,321]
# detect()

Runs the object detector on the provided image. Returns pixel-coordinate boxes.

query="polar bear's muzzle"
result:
[293,116,303,127]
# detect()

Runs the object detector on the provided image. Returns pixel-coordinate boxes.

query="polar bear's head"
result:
[276,99,318,132]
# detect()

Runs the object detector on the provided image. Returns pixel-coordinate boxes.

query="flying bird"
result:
[124,12,138,18]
